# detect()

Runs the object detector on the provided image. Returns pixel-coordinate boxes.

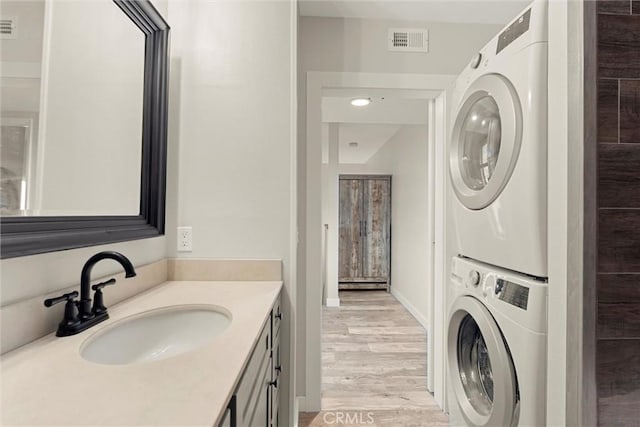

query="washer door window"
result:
[450,74,522,210]
[448,296,519,427]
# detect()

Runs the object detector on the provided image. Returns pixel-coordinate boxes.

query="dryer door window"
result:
[450,74,522,210]
[459,96,502,191]
[448,296,519,427]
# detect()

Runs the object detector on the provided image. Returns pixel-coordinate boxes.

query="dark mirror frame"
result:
[0,0,169,259]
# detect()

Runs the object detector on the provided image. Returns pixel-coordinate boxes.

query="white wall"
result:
[168,0,292,263]
[167,1,296,424]
[299,16,502,75]
[322,124,340,306]
[37,0,143,215]
[338,125,430,326]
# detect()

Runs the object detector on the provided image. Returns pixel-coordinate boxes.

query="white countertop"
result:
[1,280,282,426]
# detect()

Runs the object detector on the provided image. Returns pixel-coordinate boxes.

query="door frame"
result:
[546,1,593,424]
[300,71,455,411]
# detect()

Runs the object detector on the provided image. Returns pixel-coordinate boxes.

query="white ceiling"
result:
[322,88,430,164]
[299,0,530,25]
[322,97,430,125]
[339,124,402,164]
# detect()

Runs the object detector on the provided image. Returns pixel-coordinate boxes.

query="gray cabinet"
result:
[235,322,271,427]
[270,297,282,427]
[219,407,232,427]
[220,293,282,427]
[339,175,391,289]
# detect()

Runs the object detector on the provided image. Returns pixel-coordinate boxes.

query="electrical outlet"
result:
[177,226,192,252]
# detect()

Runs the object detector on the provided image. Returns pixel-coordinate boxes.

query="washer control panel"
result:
[495,278,530,310]
[452,256,548,333]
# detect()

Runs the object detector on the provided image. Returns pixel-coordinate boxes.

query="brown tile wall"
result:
[597,1,640,425]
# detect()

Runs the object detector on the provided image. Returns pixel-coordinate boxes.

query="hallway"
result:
[299,290,448,426]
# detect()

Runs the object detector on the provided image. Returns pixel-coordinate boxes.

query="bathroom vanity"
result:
[220,293,282,427]
[1,279,283,426]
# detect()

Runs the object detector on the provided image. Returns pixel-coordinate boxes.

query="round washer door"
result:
[450,74,522,210]
[447,296,519,427]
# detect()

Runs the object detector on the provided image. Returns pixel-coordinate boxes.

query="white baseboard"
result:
[297,396,321,413]
[325,297,340,307]
[293,396,301,427]
[390,287,429,330]
[391,288,436,396]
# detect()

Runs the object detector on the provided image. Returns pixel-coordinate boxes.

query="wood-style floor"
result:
[299,290,449,427]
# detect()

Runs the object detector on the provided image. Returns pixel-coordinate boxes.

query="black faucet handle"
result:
[91,278,116,291]
[91,278,116,315]
[44,291,81,334]
[44,291,79,307]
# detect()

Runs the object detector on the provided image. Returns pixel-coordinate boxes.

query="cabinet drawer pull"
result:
[275,312,282,320]
[275,365,282,373]
[269,378,278,389]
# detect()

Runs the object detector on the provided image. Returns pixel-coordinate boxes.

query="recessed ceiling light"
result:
[350,98,371,107]
[349,142,359,148]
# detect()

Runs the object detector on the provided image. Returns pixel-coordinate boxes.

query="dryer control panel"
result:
[497,8,531,54]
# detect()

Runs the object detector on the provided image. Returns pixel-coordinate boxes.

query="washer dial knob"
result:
[467,270,481,287]
[470,53,482,69]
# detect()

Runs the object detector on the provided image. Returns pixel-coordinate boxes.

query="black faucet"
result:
[44,251,137,337]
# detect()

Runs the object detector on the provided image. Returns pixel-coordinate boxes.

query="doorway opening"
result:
[319,113,432,422]
[301,72,453,421]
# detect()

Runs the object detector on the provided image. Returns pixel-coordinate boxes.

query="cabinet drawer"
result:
[235,319,271,426]
[243,348,270,427]
[219,407,231,427]
[271,296,282,344]
[270,332,281,427]
[270,404,279,427]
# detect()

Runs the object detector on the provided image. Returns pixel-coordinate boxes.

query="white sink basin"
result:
[80,305,231,365]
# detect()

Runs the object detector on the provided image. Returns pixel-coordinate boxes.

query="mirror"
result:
[0,0,169,258]
[1,0,144,216]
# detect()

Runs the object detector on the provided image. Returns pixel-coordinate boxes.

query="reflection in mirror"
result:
[0,0,168,259]
[0,0,144,217]
[1,117,36,214]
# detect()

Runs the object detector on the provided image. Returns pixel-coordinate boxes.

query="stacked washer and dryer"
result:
[445,1,549,426]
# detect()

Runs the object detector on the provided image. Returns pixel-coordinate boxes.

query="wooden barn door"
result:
[338,178,363,280]
[338,175,391,290]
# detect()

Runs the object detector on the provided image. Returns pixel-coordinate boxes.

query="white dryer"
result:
[446,256,547,427]
[449,0,548,277]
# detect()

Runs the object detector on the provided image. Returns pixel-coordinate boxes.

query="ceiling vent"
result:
[0,17,17,39]
[388,28,429,53]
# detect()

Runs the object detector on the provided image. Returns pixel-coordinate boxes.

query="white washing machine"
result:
[449,0,548,278]
[446,256,547,427]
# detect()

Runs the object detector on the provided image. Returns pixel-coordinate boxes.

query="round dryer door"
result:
[450,74,522,210]
[448,296,519,427]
